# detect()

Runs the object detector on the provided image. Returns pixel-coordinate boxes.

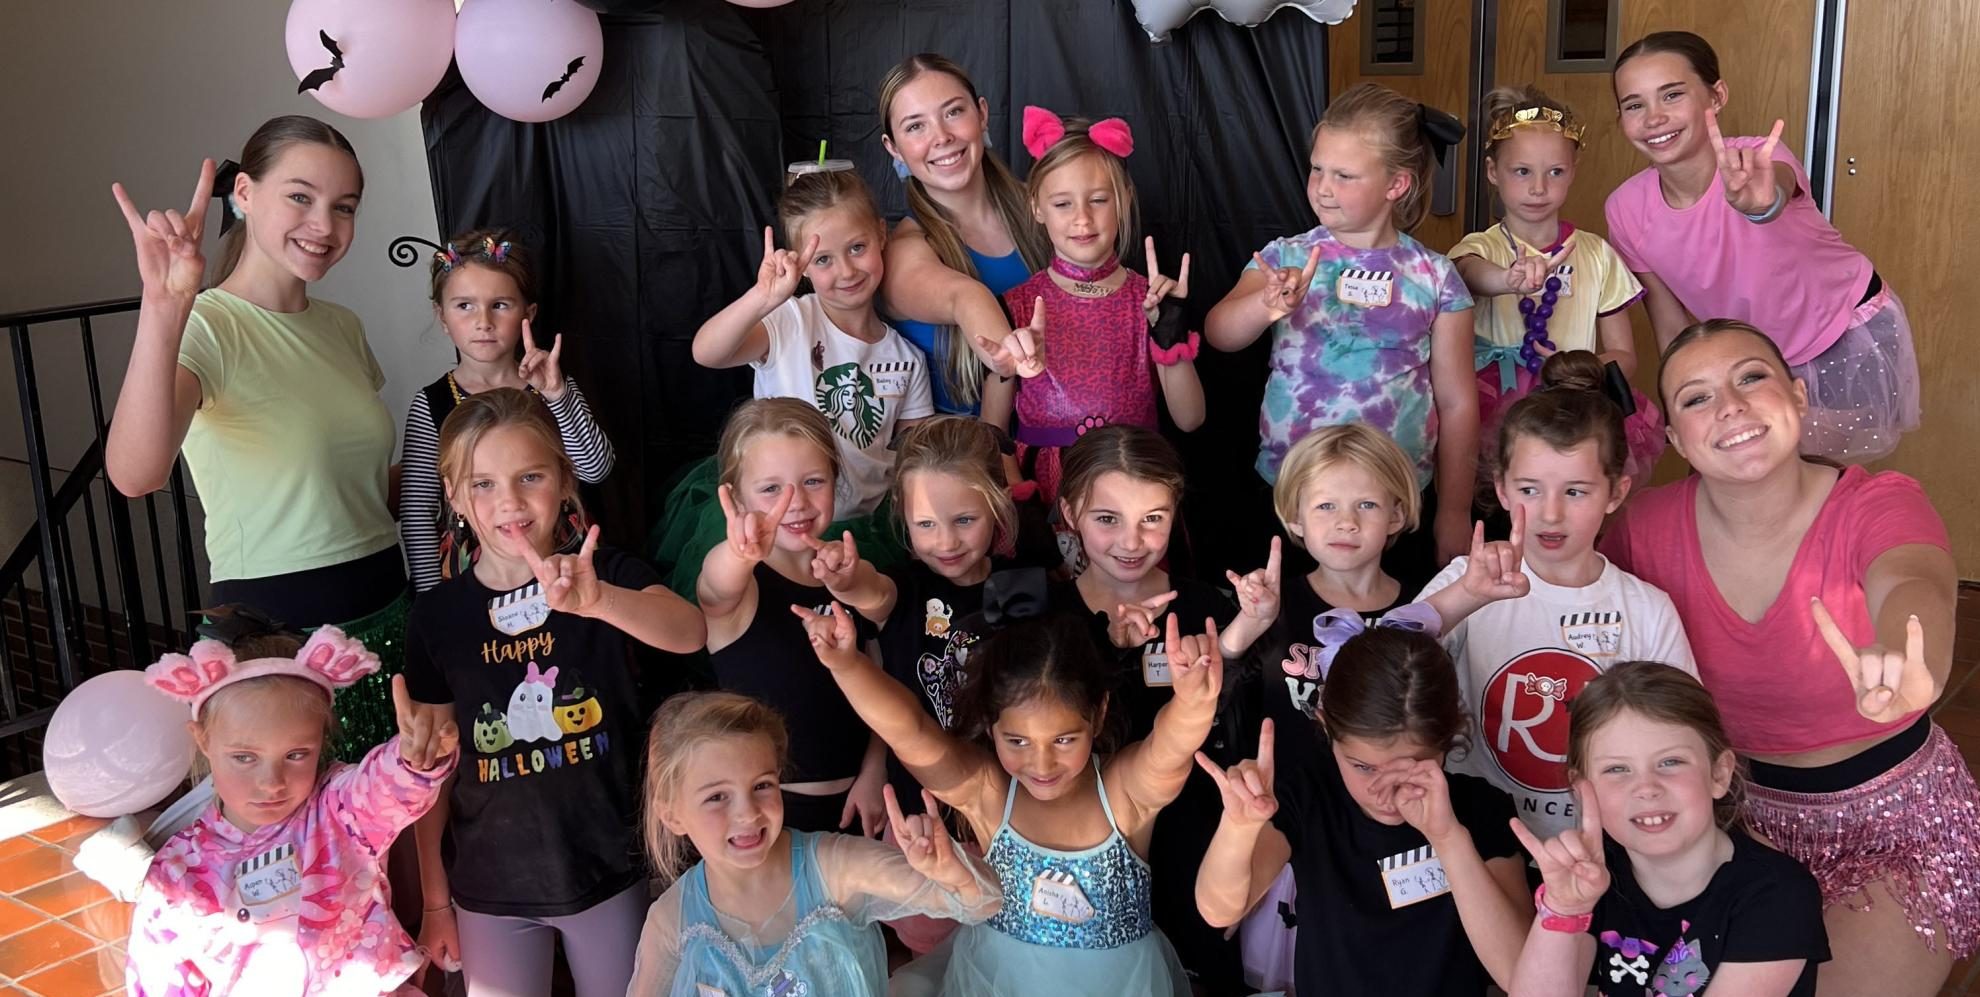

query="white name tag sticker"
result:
[1552,264,1575,298]
[234,843,302,923]
[1031,869,1097,923]
[489,583,550,636]
[1141,641,1173,687]
[873,372,909,398]
[1378,845,1451,909]
[1336,268,1394,308]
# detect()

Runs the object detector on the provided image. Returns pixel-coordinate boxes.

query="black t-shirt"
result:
[1276,755,1522,996]
[1588,829,1829,997]
[1245,576,1410,772]
[403,547,655,917]
[710,562,876,785]
[878,560,992,814]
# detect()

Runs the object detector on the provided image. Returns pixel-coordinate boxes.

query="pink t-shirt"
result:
[1600,467,1948,756]
[1603,138,1873,365]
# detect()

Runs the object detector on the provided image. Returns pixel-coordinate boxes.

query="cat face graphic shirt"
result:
[406,546,659,917]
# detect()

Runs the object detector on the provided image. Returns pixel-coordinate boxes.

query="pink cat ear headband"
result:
[145,626,381,717]
[1022,105,1135,160]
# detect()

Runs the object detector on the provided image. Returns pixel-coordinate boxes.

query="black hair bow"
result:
[1602,360,1637,417]
[1416,104,1467,167]
[211,159,244,235]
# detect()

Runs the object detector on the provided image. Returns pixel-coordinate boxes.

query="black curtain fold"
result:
[420,0,1332,574]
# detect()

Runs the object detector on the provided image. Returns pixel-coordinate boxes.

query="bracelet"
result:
[1741,183,1787,223]
[1150,330,1201,367]
[424,902,453,913]
[1534,884,1593,933]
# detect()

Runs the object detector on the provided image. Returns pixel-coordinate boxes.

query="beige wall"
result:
[0,0,458,611]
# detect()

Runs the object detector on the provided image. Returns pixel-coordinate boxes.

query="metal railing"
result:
[0,297,200,766]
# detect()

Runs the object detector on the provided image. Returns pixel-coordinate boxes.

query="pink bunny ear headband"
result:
[144,626,381,718]
[1023,105,1135,160]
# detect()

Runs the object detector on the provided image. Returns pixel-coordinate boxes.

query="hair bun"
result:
[1538,349,1605,393]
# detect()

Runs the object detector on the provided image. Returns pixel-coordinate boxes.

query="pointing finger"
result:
[1809,597,1856,667]
[1145,235,1161,278]
[187,158,218,237]
[1759,118,1785,161]
[1175,252,1191,296]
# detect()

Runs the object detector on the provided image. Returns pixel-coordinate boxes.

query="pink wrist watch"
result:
[1535,884,1593,933]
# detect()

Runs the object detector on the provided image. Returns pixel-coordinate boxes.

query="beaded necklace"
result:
[1504,224,1566,370]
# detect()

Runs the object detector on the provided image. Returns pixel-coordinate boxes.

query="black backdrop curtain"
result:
[418,0,1332,576]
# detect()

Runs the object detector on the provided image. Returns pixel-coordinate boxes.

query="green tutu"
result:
[324,589,411,762]
[649,457,909,601]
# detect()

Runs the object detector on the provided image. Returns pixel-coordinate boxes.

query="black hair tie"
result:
[211,159,244,235]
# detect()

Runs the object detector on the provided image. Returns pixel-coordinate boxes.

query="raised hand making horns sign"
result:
[1706,109,1787,217]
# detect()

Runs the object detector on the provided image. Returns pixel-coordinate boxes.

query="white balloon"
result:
[43,671,195,819]
[456,0,605,123]
[1131,0,1358,42]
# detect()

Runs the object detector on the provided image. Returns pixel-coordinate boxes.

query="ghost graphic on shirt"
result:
[506,661,562,742]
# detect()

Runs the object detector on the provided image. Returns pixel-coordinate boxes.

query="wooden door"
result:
[1326,1,1475,252]
[1830,0,1980,576]
[1492,0,1816,484]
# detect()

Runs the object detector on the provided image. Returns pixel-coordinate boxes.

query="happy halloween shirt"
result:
[404,547,656,917]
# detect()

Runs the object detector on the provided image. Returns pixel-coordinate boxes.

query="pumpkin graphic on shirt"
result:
[505,661,563,742]
[555,683,604,735]
[814,362,884,448]
[471,702,515,754]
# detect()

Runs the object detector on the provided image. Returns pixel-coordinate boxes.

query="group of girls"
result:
[101,19,1970,997]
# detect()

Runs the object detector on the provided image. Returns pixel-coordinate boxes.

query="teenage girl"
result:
[1206,83,1478,579]
[1509,662,1830,996]
[402,229,614,592]
[626,691,1000,995]
[1195,627,1533,996]
[994,106,1205,507]
[1606,31,1919,460]
[107,118,408,753]
[1417,351,1696,837]
[804,596,1222,995]
[128,619,457,996]
[1452,85,1663,489]
[405,388,704,997]
[699,398,896,837]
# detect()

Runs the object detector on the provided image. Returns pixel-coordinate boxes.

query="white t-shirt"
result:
[1416,555,1697,837]
[752,295,934,517]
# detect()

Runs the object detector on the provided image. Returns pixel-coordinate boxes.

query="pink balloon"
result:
[456,0,605,123]
[285,0,457,119]
[43,671,195,818]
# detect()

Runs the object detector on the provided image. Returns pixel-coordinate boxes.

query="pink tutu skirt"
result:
[1791,285,1922,462]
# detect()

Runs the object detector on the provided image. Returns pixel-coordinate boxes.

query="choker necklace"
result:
[1050,255,1121,296]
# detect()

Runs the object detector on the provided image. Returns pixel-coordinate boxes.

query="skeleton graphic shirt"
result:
[751,295,933,517]
[1588,830,1828,997]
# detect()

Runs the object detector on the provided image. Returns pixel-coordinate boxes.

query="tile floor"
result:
[0,588,1971,996]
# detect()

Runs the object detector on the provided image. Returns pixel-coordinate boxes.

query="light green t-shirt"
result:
[177,288,398,582]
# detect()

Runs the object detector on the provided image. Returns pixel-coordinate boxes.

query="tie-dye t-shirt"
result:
[1249,225,1473,487]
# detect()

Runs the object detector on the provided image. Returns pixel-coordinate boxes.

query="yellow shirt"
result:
[1449,224,1643,350]
[177,289,398,581]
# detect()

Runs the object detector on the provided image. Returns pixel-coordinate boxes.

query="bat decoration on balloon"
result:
[297,30,344,93]
[1131,0,1356,42]
[542,57,586,102]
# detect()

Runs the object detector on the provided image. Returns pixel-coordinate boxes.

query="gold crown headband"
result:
[1488,106,1587,144]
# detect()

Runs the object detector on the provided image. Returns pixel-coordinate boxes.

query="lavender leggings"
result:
[453,882,647,997]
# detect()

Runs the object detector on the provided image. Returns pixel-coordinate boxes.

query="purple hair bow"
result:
[1310,603,1444,680]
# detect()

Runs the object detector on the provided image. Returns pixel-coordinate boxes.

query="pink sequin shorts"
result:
[1744,723,1980,957]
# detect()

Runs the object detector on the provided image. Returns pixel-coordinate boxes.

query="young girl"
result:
[802,596,1224,995]
[993,107,1205,507]
[1606,31,1919,460]
[1054,424,1251,991]
[1451,85,1664,489]
[1206,83,1478,574]
[127,615,458,996]
[693,169,935,519]
[404,389,705,997]
[1418,350,1696,837]
[1194,628,1533,996]
[401,229,615,593]
[700,398,896,836]
[1509,662,1830,996]
[107,119,408,754]
[627,691,1001,995]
